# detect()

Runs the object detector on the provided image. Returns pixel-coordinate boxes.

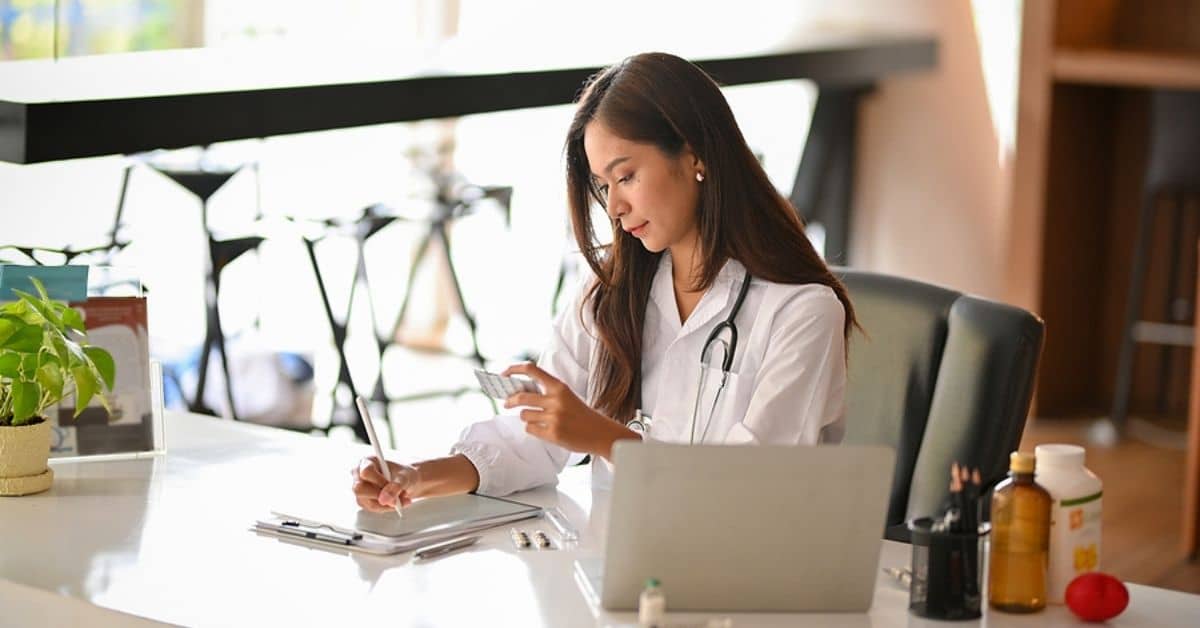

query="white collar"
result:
[649,251,749,336]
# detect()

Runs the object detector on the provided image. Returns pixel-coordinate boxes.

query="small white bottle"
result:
[638,578,665,627]
[1034,444,1103,604]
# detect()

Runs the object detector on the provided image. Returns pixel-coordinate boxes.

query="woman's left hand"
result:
[502,362,632,459]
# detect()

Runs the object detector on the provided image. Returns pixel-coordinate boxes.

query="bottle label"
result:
[1048,490,1102,603]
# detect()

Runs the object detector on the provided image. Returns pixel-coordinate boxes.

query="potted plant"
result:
[0,278,114,496]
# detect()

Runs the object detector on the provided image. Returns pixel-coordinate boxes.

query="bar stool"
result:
[293,176,511,446]
[150,165,263,422]
[1111,89,1200,433]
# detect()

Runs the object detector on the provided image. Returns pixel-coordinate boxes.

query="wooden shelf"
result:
[1054,48,1200,89]
[1015,1,1200,417]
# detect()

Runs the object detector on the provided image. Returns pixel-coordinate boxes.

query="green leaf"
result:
[93,390,112,416]
[28,277,50,302]
[36,361,64,403]
[60,306,85,332]
[9,290,49,325]
[1,299,38,324]
[72,365,96,416]
[0,316,17,345]
[45,329,86,367]
[2,325,42,353]
[46,333,71,370]
[83,346,116,391]
[0,351,19,378]
[17,289,65,329]
[19,353,37,379]
[11,380,40,423]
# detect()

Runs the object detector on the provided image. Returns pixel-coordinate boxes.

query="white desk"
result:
[2,411,1197,627]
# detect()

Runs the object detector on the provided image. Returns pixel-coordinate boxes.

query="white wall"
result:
[849,0,1021,301]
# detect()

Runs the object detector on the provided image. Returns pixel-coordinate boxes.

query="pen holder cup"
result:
[906,517,990,621]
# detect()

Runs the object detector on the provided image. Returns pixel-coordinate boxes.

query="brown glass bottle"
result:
[988,451,1051,612]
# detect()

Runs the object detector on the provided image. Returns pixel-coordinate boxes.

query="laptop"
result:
[586,442,896,612]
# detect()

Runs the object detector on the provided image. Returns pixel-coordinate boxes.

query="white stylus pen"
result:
[356,395,403,518]
[413,534,481,561]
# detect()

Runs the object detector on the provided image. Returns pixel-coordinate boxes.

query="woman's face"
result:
[583,120,702,254]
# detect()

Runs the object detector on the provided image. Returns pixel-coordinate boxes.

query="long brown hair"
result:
[564,52,857,424]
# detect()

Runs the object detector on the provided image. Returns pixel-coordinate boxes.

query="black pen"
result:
[272,521,360,545]
[413,535,482,561]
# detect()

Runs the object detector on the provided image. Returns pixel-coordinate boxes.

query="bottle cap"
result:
[1034,443,1085,468]
[1009,451,1035,473]
[645,578,660,589]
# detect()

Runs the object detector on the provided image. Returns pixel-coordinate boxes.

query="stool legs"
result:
[1159,192,1188,414]
[187,221,262,421]
[110,164,133,251]
[1113,189,1199,431]
[301,236,370,444]
[434,219,486,368]
[1112,192,1158,431]
[189,235,238,421]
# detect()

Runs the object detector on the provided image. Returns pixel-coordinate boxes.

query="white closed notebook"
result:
[256,493,541,555]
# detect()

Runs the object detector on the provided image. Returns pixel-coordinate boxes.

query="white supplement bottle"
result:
[638,578,665,627]
[1034,444,1102,604]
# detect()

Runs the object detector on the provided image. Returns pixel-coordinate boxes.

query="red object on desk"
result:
[1065,572,1130,622]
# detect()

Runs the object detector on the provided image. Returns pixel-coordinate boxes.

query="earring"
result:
[695,172,705,182]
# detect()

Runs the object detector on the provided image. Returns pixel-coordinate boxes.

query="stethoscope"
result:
[689,269,753,443]
[629,269,752,443]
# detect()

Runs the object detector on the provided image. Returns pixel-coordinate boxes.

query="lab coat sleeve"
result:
[721,287,847,446]
[450,281,596,496]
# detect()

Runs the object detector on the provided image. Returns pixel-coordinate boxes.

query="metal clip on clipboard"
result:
[258,520,363,546]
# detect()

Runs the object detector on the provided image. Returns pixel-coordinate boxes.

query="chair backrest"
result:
[833,268,1045,540]
[1146,89,1200,191]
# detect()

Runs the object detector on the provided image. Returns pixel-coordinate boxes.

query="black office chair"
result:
[834,269,1045,541]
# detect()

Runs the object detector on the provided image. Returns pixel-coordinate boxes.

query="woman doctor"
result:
[352,52,857,510]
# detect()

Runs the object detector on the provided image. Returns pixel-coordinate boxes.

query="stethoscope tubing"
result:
[690,269,752,444]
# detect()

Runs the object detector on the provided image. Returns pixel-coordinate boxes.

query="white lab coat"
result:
[450,251,847,496]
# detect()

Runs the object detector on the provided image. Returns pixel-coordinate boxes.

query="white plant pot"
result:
[0,418,54,496]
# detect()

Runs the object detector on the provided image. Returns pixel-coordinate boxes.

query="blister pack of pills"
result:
[474,369,540,399]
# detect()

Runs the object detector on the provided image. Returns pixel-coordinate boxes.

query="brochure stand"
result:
[49,266,166,462]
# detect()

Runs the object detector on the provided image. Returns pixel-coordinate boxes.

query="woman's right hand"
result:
[351,457,422,513]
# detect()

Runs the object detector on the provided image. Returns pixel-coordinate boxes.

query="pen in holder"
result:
[906,517,990,620]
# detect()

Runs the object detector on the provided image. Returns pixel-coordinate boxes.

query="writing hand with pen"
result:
[351,452,484,512]
[347,361,640,512]
[351,458,423,513]
[500,362,640,462]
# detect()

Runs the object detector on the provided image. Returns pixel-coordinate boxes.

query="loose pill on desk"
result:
[532,531,552,549]
[511,528,531,549]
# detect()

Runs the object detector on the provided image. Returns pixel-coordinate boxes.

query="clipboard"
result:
[253,493,542,555]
